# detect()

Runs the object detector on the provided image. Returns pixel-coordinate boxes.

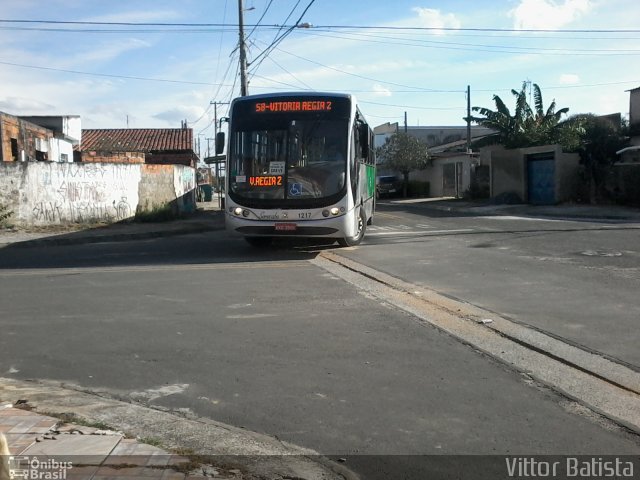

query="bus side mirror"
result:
[215,132,225,155]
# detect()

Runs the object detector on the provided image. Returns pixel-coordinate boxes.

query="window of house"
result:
[10,138,18,161]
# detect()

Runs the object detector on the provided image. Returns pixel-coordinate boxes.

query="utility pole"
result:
[466,85,471,153]
[208,101,229,210]
[209,101,230,134]
[404,111,408,133]
[206,138,213,158]
[238,0,249,96]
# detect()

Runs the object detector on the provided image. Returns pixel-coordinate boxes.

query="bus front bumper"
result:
[225,212,349,238]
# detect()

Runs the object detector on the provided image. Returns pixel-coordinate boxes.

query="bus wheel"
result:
[245,236,273,247]
[338,208,366,247]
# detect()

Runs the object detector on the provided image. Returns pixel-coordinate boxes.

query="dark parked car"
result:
[376,175,402,198]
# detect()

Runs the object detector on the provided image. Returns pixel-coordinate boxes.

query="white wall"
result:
[0,162,197,226]
[22,163,141,225]
[48,137,75,163]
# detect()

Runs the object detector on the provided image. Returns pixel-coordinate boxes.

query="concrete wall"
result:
[410,154,472,197]
[49,137,75,163]
[0,162,196,226]
[483,145,526,199]
[82,151,145,164]
[554,149,580,203]
[482,144,580,203]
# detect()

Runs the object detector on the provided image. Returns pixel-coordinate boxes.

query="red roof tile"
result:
[81,128,193,152]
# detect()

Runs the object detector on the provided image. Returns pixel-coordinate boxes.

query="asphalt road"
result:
[1,205,639,478]
[358,202,640,369]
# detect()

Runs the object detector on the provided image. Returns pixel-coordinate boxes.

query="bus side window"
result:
[351,125,359,200]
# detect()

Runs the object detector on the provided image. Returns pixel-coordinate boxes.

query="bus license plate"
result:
[275,222,297,231]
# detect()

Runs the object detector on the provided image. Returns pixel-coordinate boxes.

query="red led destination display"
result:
[255,100,333,113]
[249,175,283,187]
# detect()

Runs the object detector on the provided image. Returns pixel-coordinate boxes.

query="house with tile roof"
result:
[79,128,199,167]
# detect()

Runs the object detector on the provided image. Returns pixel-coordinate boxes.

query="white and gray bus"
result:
[219,92,376,247]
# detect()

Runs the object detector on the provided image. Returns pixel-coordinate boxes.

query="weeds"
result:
[0,201,13,227]
[134,205,180,223]
[42,411,112,430]
[138,437,163,447]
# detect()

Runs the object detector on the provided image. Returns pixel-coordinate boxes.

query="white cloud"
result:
[372,84,392,97]
[66,38,152,68]
[411,8,461,34]
[509,0,592,30]
[153,106,206,126]
[0,96,55,112]
[559,74,580,85]
[83,10,182,23]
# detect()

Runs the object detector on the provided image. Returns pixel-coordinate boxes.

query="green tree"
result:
[557,114,628,203]
[376,132,430,197]
[469,82,569,148]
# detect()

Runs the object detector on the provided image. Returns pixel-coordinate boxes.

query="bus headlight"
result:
[233,207,243,216]
[322,210,330,217]
[330,207,340,216]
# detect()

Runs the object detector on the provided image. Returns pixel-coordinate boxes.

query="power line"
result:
[271,46,459,92]
[245,0,273,40]
[0,60,225,86]
[303,30,640,55]
[3,58,638,98]
[2,19,640,34]
[247,0,315,72]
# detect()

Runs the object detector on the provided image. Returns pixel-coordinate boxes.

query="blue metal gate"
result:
[527,153,555,205]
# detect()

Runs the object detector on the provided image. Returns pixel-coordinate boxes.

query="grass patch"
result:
[42,411,112,430]
[138,437,163,447]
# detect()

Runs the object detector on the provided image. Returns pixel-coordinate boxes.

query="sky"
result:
[1,0,640,147]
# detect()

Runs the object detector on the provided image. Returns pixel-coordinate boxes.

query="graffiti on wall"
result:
[25,163,140,225]
[32,201,63,222]
[2,162,197,226]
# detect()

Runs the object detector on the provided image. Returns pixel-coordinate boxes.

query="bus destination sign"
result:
[255,100,332,113]
[249,175,283,187]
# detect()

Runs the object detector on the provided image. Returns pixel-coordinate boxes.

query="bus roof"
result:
[231,91,354,103]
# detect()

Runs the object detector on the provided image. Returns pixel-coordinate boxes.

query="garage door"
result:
[527,152,555,205]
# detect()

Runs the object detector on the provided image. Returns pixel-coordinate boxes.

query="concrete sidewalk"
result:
[0,378,351,480]
[1,403,210,479]
[0,203,226,249]
[388,197,640,222]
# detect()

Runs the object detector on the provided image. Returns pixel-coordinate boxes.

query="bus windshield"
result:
[229,119,348,203]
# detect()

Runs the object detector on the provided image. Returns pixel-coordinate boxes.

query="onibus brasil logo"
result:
[8,456,72,479]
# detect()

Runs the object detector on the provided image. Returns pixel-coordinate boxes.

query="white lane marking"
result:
[226,313,277,319]
[367,228,474,236]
